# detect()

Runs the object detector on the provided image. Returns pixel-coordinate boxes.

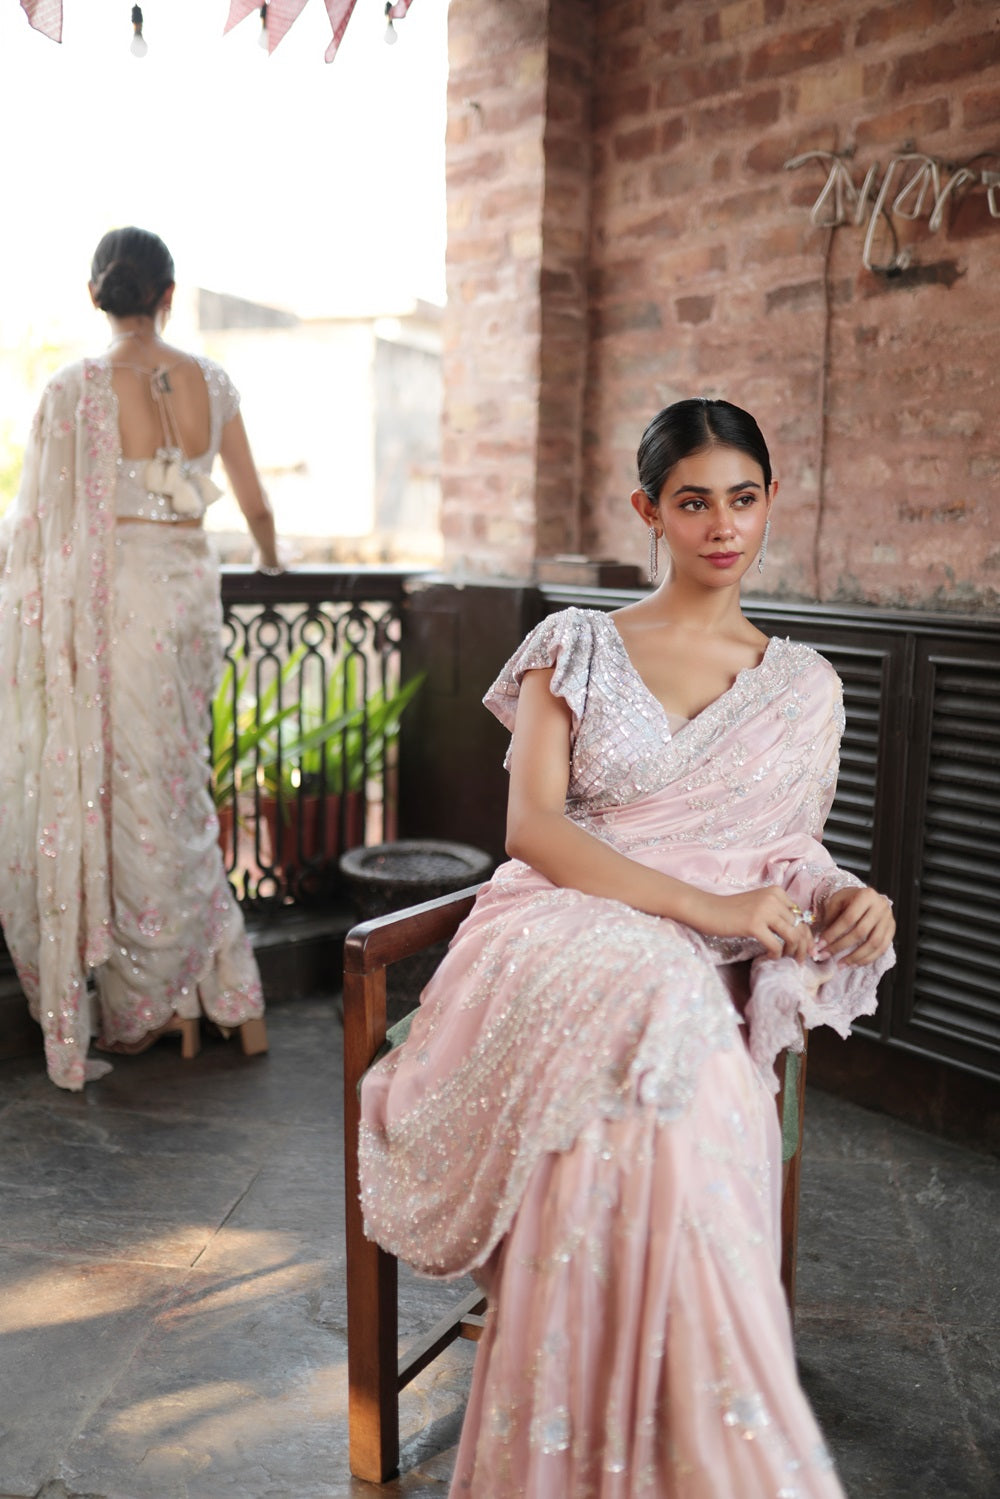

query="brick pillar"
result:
[442,0,595,577]
[535,2,595,560]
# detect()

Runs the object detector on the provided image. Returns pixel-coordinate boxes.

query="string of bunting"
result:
[18,0,415,61]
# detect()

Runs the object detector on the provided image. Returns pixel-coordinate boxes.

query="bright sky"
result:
[0,0,448,346]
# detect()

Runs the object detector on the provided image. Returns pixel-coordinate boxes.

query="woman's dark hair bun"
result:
[636,397,773,503]
[90,227,174,319]
[93,260,148,317]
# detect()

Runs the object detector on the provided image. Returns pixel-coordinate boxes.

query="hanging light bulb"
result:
[130,3,147,56]
[258,3,269,50]
[383,2,398,44]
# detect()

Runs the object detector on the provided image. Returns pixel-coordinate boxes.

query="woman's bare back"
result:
[110,341,211,460]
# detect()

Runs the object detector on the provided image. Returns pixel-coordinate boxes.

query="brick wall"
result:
[535,2,596,558]
[442,0,595,576]
[444,0,1000,609]
[441,0,548,577]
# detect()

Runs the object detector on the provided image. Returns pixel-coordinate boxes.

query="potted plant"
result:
[211,647,424,886]
[212,646,357,869]
[260,668,425,876]
[211,648,302,866]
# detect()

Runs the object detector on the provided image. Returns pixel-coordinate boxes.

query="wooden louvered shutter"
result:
[774,632,909,1039]
[811,644,889,883]
[894,639,1000,1074]
[738,611,908,895]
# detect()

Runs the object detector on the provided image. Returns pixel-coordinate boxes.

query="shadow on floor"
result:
[0,996,996,1499]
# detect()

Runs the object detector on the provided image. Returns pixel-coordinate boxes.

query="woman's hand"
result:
[691,886,817,963]
[815,886,895,966]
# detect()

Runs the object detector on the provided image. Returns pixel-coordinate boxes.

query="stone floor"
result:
[0,995,997,1499]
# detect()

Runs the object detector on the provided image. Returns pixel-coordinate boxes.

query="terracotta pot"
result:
[259,789,365,873]
[216,804,234,862]
[216,799,272,891]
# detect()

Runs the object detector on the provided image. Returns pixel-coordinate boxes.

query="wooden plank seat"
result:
[342,884,808,1483]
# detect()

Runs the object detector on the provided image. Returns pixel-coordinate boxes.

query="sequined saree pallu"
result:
[360,608,893,1499]
[0,359,262,1091]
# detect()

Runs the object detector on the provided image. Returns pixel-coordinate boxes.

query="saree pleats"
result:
[450,1051,841,1498]
[93,524,262,1045]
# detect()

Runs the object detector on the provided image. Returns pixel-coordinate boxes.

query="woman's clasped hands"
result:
[815,884,895,966]
[692,883,895,966]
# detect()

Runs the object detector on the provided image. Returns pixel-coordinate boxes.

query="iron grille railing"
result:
[217,566,419,909]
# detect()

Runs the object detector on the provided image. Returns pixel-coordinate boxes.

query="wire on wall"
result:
[785,148,1000,276]
[812,225,836,600]
[787,144,999,597]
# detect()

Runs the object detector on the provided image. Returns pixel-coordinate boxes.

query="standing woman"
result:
[359,399,896,1496]
[0,227,279,1090]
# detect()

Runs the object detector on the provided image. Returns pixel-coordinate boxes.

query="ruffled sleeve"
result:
[197,358,241,432]
[483,608,599,742]
[216,364,241,425]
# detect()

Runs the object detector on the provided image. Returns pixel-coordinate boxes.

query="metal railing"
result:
[216,566,420,909]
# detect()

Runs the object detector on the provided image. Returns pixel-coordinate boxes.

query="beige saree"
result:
[0,358,263,1090]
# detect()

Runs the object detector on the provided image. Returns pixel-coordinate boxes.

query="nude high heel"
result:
[210,1016,268,1056]
[174,1016,201,1059]
[238,1017,268,1056]
[97,1012,200,1058]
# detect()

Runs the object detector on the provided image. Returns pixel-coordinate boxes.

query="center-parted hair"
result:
[90,227,175,320]
[636,398,772,504]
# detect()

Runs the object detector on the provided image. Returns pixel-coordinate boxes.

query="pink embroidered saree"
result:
[0,358,263,1091]
[359,608,893,1497]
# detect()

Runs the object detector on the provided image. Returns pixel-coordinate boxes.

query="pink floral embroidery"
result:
[5,356,264,1091]
[138,904,164,940]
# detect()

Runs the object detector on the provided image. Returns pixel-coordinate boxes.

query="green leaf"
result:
[211,646,424,810]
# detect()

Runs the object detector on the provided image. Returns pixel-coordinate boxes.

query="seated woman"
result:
[359,398,895,1497]
[0,227,280,1090]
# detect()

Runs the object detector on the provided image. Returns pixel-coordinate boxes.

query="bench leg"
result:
[778,1046,809,1315]
[346,1229,400,1481]
[344,966,400,1481]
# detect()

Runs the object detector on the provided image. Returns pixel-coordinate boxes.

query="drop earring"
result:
[648,526,659,585]
[757,516,771,574]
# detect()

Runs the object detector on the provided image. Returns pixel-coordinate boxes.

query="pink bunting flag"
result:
[225,0,308,53]
[20,0,63,41]
[263,0,310,52]
[223,1,261,30]
[21,0,416,61]
[322,0,359,62]
[325,0,412,61]
[229,0,417,64]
